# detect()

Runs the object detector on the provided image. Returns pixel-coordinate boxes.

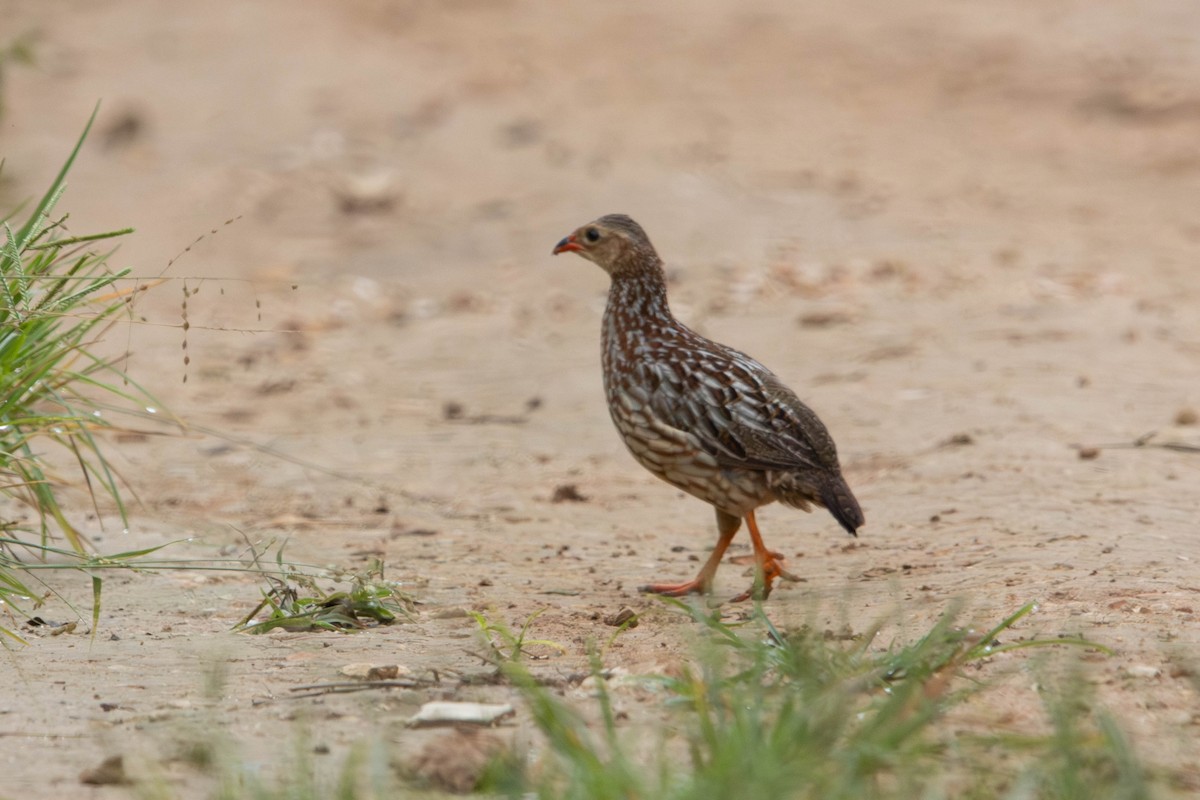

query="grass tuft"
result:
[0,106,162,550]
[0,107,170,642]
[469,607,568,664]
[81,599,1169,799]
[487,600,1154,799]
[234,555,417,633]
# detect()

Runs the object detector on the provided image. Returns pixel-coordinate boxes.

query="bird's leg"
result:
[640,510,741,597]
[730,510,796,602]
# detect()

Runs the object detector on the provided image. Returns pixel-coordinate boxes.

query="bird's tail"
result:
[820,475,864,537]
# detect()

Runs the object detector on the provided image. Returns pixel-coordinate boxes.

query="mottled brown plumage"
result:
[553,214,864,601]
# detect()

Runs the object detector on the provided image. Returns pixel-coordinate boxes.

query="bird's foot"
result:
[729,554,798,603]
[639,577,711,597]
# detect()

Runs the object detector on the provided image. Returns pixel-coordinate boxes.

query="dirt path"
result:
[1,1,1198,795]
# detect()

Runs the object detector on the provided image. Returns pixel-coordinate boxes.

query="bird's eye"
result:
[584,228,600,243]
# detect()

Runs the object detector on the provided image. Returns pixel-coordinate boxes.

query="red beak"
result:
[552,233,582,255]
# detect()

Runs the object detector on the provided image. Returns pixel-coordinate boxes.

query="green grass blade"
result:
[12,104,99,247]
[25,227,134,251]
[90,573,101,640]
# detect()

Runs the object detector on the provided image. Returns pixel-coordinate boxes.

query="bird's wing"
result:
[638,343,840,474]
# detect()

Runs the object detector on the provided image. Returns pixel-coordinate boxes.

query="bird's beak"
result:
[552,234,581,255]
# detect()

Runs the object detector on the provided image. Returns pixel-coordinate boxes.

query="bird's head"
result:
[552,214,660,277]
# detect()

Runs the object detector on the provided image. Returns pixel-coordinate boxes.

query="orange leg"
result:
[640,510,741,597]
[729,510,796,603]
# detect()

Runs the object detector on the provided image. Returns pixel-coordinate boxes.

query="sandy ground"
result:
[1,1,1199,795]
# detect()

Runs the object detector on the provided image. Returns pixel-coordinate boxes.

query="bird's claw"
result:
[729,555,799,602]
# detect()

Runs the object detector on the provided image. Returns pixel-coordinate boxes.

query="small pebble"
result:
[80,756,130,786]
[408,701,515,727]
[1125,664,1161,679]
[604,607,639,628]
[940,433,974,447]
[406,728,506,793]
[552,484,588,503]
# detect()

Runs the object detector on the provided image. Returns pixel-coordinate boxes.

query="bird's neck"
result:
[605,265,671,323]
[601,266,675,373]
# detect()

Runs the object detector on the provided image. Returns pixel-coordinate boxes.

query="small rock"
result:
[1078,447,1100,460]
[552,484,588,503]
[939,433,974,447]
[406,728,508,794]
[368,665,403,680]
[101,110,145,150]
[334,172,399,215]
[1168,664,1194,679]
[341,663,407,680]
[797,310,854,328]
[604,607,639,628]
[1176,408,1198,426]
[407,701,515,728]
[1125,664,1161,679]
[80,755,130,786]
[391,523,438,537]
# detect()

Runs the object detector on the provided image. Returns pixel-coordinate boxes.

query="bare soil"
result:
[1,1,1199,795]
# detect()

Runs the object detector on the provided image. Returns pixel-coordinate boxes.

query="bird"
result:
[552,214,863,602]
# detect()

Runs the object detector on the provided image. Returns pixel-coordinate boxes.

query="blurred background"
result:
[0,0,1197,554]
[2,3,1200,793]
[5,1,1199,288]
